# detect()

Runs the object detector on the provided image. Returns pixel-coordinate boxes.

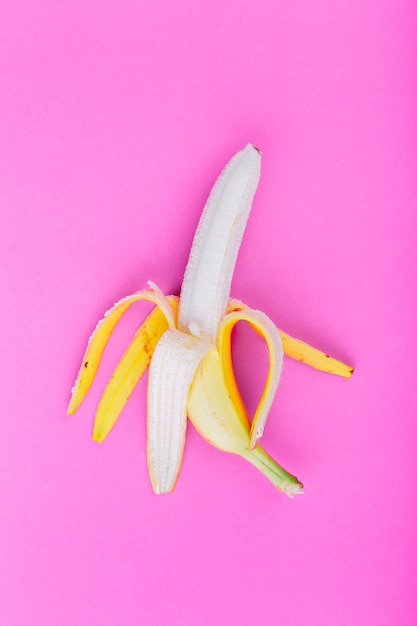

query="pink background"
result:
[1,2,416,625]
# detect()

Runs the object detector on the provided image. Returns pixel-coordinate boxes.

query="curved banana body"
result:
[68,144,353,496]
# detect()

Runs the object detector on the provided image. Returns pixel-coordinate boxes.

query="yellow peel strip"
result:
[227,300,353,379]
[218,308,284,450]
[93,297,179,442]
[278,332,353,378]
[67,288,178,415]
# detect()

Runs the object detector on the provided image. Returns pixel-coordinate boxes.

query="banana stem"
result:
[241,446,304,497]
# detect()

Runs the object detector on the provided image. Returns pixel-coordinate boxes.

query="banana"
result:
[68,144,353,496]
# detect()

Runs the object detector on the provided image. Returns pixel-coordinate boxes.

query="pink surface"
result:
[1,2,416,625]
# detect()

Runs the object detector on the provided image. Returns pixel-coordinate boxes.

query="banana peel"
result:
[68,291,352,496]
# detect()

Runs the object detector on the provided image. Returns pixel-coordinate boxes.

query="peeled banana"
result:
[68,144,353,496]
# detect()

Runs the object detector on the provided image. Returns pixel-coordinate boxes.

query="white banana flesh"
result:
[147,330,210,494]
[178,144,261,343]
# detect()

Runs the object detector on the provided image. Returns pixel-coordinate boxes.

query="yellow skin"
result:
[68,288,353,495]
[68,294,179,441]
